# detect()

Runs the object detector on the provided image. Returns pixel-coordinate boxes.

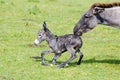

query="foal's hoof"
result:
[51,62,56,65]
[77,62,81,65]
[57,64,65,68]
[50,64,54,66]
[41,63,49,66]
[77,61,82,65]
[51,62,59,65]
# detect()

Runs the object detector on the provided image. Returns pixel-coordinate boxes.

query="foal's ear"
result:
[92,7,105,14]
[42,21,47,31]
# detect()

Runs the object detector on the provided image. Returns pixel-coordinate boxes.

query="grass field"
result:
[0,0,120,80]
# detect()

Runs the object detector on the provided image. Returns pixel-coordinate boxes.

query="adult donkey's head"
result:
[74,2,120,36]
[74,4,105,36]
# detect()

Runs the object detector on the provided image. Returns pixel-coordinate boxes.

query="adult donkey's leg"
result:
[41,49,53,65]
[57,47,77,68]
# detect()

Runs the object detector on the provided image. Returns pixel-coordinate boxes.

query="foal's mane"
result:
[91,2,120,8]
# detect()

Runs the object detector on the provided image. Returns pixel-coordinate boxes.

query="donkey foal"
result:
[34,22,83,68]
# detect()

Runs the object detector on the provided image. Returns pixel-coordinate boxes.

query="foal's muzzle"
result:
[34,39,39,46]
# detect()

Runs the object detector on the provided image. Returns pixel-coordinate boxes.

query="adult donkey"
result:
[74,2,120,36]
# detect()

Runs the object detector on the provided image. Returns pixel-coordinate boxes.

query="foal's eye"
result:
[38,34,42,37]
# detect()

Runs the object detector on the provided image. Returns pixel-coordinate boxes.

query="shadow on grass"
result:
[30,56,41,61]
[28,44,47,47]
[30,56,120,68]
[83,58,120,64]
[65,58,120,68]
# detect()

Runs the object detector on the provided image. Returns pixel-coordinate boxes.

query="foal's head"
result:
[34,22,50,46]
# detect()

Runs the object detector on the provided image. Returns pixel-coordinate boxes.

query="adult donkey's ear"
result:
[92,7,105,14]
[42,21,47,31]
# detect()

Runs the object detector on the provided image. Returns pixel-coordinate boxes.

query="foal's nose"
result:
[34,42,38,46]
[34,39,39,46]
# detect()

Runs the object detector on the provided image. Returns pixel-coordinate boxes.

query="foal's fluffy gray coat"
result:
[34,22,83,68]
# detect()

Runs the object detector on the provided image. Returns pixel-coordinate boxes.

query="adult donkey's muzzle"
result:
[74,30,83,36]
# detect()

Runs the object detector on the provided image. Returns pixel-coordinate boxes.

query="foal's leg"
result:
[57,47,77,68]
[51,54,61,64]
[41,49,53,65]
[76,49,84,65]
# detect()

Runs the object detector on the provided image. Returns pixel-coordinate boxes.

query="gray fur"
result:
[74,6,120,36]
[34,22,83,68]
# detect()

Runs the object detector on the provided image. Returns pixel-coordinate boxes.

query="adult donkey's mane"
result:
[91,2,120,8]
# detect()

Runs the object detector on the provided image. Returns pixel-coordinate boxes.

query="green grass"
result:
[0,0,120,80]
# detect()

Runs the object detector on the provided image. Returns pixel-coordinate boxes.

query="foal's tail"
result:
[73,26,83,36]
